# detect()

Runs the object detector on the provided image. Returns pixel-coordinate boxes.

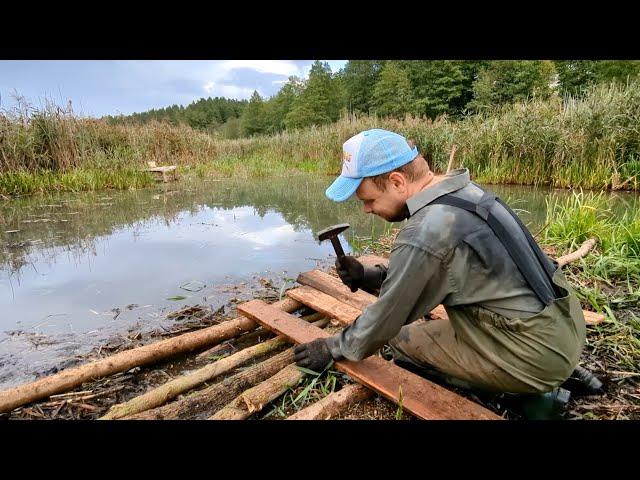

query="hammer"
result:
[316,223,350,260]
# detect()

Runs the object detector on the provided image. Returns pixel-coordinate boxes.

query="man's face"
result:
[355,177,408,222]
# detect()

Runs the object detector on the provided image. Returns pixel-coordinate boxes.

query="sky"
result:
[0,60,348,118]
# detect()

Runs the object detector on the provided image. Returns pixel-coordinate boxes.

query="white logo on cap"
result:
[341,132,365,178]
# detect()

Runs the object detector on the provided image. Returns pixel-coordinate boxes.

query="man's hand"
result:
[293,339,333,373]
[335,256,365,293]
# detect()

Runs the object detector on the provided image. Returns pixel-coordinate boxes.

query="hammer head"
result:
[316,223,350,242]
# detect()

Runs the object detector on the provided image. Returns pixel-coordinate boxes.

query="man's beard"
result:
[383,204,410,223]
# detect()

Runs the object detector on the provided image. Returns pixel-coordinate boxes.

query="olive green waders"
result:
[389,268,586,394]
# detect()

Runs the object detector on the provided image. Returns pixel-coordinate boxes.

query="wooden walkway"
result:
[145,162,177,182]
[236,253,604,420]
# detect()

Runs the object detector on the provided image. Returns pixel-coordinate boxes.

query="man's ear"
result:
[387,171,407,191]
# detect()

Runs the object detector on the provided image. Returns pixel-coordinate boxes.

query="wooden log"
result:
[287,383,374,420]
[556,238,598,267]
[583,311,605,326]
[0,296,302,414]
[209,364,304,420]
[126,348,296,420]
[287,286,361,325]
[101,337,286,419]
[101,315,328,419]
[237,300,501,420]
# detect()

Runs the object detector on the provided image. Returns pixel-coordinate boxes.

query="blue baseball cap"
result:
[325,129,419,202]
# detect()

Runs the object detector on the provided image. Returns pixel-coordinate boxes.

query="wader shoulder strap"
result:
[431,189,561,305]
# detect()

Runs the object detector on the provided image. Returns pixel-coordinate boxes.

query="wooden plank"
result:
[353,255,604,325]
[286,286,360,325]
[237,300,501,420]
[296,269,448,320]
[296,269,377,311]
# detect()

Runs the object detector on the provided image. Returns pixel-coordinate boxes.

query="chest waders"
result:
[431,184,564,306]
[427,185,594,417]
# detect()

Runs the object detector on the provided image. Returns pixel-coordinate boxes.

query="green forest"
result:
[104,60,640,139]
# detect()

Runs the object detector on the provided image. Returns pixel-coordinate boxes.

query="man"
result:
[294,129,600,418]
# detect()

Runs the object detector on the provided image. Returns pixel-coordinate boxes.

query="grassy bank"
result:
[2,79,640,196]
[542,192,640,395]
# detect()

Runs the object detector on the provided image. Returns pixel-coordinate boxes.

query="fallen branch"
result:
[101,315,328,419]
[556,238,598,267]
[209,364,304,420]
[0,297,302,414]
[125,348,296,420]
[286,383,374,420]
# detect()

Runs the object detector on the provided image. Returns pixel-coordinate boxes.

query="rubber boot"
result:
[501,387,571,420]
[561,365,604,396]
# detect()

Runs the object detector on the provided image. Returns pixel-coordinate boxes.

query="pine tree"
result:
[340,60,384,114]
[371,62,413,118]
[399,61,470,119]
[241,91,267,136]
[284,61,344,129]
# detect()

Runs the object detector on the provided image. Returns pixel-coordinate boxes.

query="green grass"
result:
[540,191,640,375]
[543,191,640,310]
[263,365,342,418]
[0,167,156,196]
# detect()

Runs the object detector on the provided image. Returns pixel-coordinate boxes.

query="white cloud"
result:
[203,81,215,94]
[198,60,301,99]
[203,81,255,99]
[219,60,301,77]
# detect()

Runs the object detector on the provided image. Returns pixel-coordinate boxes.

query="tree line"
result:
[105,60,640,138]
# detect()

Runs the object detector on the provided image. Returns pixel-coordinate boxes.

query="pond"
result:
[0,173,637,388]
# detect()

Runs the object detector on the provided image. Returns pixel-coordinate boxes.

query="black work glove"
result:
[336,256,385,293]
[335,256,365,292]
[293,339,334,373]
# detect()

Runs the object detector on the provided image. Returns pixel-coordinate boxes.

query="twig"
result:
[534,220,552,238]
[52,400,67,418]
[73,403,101,412]
[50,390,93,399]
[76,385,126,401]
[446,144,458,174]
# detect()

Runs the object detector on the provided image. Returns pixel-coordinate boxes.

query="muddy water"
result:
[0,175,638,388]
